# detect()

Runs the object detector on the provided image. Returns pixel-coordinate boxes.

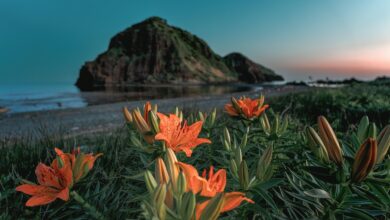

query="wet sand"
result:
[0,85,309,140]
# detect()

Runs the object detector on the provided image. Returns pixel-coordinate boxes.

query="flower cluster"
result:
[13,92,390,219]
[16,148,102,207]
[124,101,254,219]
[124,102,212,157]
[144,149,254,220]
[123,101,158,144]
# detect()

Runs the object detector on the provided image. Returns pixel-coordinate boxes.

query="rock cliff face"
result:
[223,53,283,82]
[76,17,283,90]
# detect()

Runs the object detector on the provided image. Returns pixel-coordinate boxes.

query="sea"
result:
[0,83,266,114]
[2,73,389,115]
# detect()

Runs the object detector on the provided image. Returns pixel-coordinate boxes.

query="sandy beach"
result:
[0,85,309,140]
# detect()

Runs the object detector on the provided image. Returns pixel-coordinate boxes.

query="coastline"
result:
[0,85,309,140]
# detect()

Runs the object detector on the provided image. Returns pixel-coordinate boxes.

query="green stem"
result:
[162,142,167,152]
[335,185,348,203]
[70,190,105,220]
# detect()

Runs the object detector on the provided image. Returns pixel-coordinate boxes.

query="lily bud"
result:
[305,126,329,162]
[256,145,273,181]
[223,138,231,152]
[317,116,343,166]
[240,129,249,149]
[143,102,152,121]
[239,161,249,190]
[144,170,157,194]
[198,111,205,122]
[231,97,242,114]
[165,149,179,191]
[357,116,369,143]
[258,95,265,109]
[155,158,170,184]
[149,111,160,134]
[260,113,271,135]
[223,127,231,145]
[152,102,158,114]
[177,172,187,196]
[377,125,390,164]
[199,193,225,220]
[178,111,184,122]
[367,123,378,139]
[123,106,133,123]
[351,138,377,183]
[174,107,184,122]
[210,108,217,126]
[174,107,180,116]
[235,147,242,166]
[232,138,238,151]
[229,159,238,178]
[132,109,150,133]
[165,183,174,209]
[132,109,154,144]
[153,184,167,220]
[180,192,196,220]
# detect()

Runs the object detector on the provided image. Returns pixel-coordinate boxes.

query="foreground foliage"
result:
[1,82,390,219]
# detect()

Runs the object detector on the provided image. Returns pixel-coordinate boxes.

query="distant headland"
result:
[76,17,283,91]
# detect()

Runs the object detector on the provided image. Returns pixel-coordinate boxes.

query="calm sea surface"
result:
[0,84,264,114]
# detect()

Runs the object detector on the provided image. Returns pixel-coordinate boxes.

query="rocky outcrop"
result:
[76,17,283,90]
[223,53,283,83]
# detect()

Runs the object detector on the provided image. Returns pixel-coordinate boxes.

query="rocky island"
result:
[76,17,283,91]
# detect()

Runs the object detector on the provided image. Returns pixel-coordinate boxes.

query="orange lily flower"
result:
[52,148,102,182]
[177,162,226,197]
[155,113,211,157]
[16,162,73,207]
[195,192,254,220]
[176,162,253,219]
[225,96,269,120]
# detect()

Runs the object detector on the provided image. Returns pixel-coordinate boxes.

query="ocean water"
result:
[0,84,86,113]
[0,83,262,114]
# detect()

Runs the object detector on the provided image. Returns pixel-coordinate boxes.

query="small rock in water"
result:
[0,107,9,114]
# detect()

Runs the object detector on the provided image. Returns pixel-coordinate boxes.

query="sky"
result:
[0,0,390,84]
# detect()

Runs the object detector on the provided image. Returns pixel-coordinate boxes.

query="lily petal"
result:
[221,192,254,213]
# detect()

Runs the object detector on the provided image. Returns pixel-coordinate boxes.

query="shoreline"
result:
[0,83,268,114]
[0,85,310,140]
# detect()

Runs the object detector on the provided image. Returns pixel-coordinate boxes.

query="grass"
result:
[1,80,390,219]
[1,128,146,219]
[270,78,390,127]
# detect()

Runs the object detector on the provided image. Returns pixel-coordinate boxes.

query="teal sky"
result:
[1,0,390,84]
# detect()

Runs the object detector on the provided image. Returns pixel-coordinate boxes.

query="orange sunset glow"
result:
[283,43,390,76]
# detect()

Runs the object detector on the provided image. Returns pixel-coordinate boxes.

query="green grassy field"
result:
[1,79,390,219]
